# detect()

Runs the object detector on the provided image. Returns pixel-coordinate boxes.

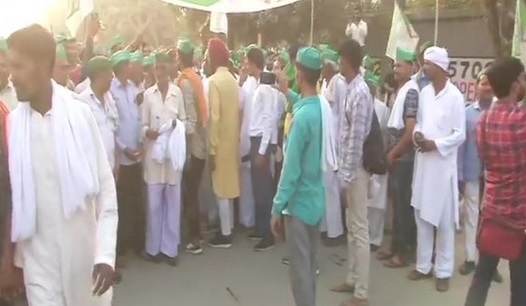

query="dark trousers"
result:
[389,160,416,259]
[183,155,206,243]
[250,137,274,241]
[116,163,146,255]
[465,245,526,306]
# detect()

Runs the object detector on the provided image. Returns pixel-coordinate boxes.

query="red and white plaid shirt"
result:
[477,98,526,229]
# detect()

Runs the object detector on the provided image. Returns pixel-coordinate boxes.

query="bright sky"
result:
[0,0,59,37]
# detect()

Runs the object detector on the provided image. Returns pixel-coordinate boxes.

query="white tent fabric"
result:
[160,0,302,13]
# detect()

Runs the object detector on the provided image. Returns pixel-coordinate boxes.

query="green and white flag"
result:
[161,0,302,13]
[385,0,419,60]
[512,0,526,63]
[65,0,94,36]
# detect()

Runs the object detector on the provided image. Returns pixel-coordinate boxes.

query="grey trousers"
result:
[285,216,319,306]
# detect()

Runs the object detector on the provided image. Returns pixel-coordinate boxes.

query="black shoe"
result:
[459,261,476,275]
[208,234,233,248]
[248,232,263,241]
[322,235,345,247]
[166,256,178,266]
[254,239,275,252]
[492,270,503,283]
[370,244,380,252]
[281,257,290,265]
[140,251,163,263]
[185,242,203,255]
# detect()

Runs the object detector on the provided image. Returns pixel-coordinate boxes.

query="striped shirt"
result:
[338,74,374,184]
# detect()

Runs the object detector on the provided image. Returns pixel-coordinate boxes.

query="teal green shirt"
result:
[272,93,325,226]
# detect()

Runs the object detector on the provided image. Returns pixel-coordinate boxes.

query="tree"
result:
[484,0,517,56]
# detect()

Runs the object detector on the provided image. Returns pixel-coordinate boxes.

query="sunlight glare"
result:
[0,0,59,37]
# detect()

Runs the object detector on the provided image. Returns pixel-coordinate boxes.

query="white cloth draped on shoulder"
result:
[8,81,100,242]
[387,79,419,130]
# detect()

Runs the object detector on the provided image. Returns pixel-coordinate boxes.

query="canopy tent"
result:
[160,0,303,13]
[160,0,314,43]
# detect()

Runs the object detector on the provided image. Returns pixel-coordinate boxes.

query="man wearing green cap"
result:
[0,38,18,111]
[363,72,391,254]
[331,39,374,306]
[141,52,186,265]
[79,56,119,176]
[319,46,346,246]
[143,55,156,89]
[129,50,145,93]
[378,48,420,269]
[271,46,326,306]
[53,43,75,91]
[110,49,146,269]
[175,39,209,255]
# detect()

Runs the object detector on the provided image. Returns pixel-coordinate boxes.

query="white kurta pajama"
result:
[9,82,117,306]
[367,98,390,247]
[320,74,346,238]
[141,83,186,258]
[411,81,466,278]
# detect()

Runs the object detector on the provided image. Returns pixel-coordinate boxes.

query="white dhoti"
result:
[320,170,344,238]
[367,174,388,247]
[239,161,255,228]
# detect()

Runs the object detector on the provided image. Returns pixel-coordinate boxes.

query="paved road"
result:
[113,233,508,306]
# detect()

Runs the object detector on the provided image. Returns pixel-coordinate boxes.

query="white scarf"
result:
[387,79,419,130]
[8,81,100,242]
[319,95,338,172]
[152,119,186,177]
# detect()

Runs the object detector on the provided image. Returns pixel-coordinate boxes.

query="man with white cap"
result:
[408,46,466,292]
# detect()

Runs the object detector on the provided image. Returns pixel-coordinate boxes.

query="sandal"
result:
[375,250,393,261]
[384,256,409,268]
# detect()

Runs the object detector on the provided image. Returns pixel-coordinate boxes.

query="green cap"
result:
[110,50,130,67]
[143,55,156,68]
[0,38,7,51]
[296,47,323,70]
[419,41,433,55]
[364,71,381,88]
[56,43,68,61]
[244,44,258,56]
[477,68,488,83]
[85,56,112,79]
[321,48,339,66]
[129,50,143,63]
[155,52,171,65]
[177,39,194,54]
[396,48,416,63]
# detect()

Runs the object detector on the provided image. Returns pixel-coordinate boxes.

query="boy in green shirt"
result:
[271,47,325,306]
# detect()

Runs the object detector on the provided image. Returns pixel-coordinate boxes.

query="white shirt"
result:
[345,20,368,46]
[0,82,18,110]
[141,83,186,185]
[75,78,91,94]
[249,83,278,155]
[79,87,119,170]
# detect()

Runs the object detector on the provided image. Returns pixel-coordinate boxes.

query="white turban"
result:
[424,46,449,72]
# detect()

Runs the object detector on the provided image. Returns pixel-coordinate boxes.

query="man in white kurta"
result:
[364,74,390,250]
[409,47,465,292]
[14,96,117,306]
[141,53,186,264]
[319,47,345,244]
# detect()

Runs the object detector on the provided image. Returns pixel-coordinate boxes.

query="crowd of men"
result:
[0,13,525,306]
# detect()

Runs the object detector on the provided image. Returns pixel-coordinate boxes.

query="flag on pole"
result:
[512,0,526,63]
[65,0,94,36]
[385,0,419,60]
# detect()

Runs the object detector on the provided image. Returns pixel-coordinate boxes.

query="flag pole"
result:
[309,0,314,45]
[434,0,439,44]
